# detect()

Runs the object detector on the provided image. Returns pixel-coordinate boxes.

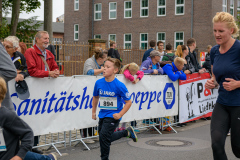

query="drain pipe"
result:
[92,0,94,39]
[191,0,193,38]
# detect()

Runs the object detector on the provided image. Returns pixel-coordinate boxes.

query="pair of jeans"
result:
[24,151,51,160]
[98,117,128,160]
[211,102,240,160]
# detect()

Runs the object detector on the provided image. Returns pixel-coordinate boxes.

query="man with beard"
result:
[25,31,59,78]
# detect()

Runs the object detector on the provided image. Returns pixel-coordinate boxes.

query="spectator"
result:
[202,45,212,74]
[187,38,206,73]
[47,44,57,60]
[3,36,29,83]
[25,31,59,78]
[18,42,27,55]
[160,43,176,67]
[108,40,122,62]
[140,50,164,75]
[0,42,17,112]
[120,62,144,84]
[175,45,195,74]
[156,41,165,61]
[83,47,108,76]
[142,40,156,62]
[162,57,187,81]
[0,77,57,160]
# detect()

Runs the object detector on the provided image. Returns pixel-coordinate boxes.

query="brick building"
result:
[64,0,240,51]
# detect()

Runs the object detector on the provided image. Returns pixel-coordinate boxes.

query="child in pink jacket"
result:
[120,63,144,84]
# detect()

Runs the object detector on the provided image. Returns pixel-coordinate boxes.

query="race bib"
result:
[99,97,117,110]
[0,128,6,152]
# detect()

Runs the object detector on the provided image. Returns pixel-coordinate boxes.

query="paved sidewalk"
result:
[52,120,238,160]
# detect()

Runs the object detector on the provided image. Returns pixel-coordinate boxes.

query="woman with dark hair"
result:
[83,47,108,76]
[175,45,195,74]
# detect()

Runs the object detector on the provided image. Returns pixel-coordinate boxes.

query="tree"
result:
[44,0,53,43]
[10,0,21,35]
[2,0,41,36]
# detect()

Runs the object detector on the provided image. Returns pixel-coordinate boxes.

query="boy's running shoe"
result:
[126,126,138,142]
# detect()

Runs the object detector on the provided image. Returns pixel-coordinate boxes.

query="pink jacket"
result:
[123,69,144,82]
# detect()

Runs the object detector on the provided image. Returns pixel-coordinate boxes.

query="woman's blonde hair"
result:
[120,63,139,74]
[212,12,239,38]
[0,77,7,103]
[175,45,187,58]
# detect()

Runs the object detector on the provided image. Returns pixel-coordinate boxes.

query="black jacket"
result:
[108,48,122,62]
[188,47,202,72]
[0,106,33,160]
[12,51,29,78]
[183,55,195,74]
[202,52,211,74]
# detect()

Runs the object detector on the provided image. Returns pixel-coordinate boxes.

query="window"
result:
[109,34,116,47]
[237,0,240,16]
[174,32,184,49]
[157,0,166,16]
[94,35,101,39]
[74,24,79,41]
[223,0,227,12]
[140,0,149,17]
[124,1,132,18]
[157,32,166,47]
[94,3,102,21]
[124,34,132,49]
[53,38,62,49]
[175,0,184,15]
[230,0,234,15]
[74,0,79,11]
[140,33,148,49]
[109,2,117,19]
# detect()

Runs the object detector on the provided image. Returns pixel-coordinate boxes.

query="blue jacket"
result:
[140,57,164,74]
[142,48,154,62]
[162,62,186,81]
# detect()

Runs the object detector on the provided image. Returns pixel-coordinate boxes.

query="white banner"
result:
[8,75,178,135]
[179,73,218,123]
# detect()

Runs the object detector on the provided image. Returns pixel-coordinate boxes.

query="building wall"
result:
[64,0,239,51]
[64,0,90,42]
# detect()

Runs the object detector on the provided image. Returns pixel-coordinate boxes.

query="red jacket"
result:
[24,45,59,78]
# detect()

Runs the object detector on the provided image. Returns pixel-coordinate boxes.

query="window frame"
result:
[223,0,228,12]
[140,0,149,18]
[157,0,166,16]
[74,24,79,41]
[94,35,101,39]
[109,2,117,19]
[175,0,185,15]
[124,33,132,49]
[74,0,79,11]
[108,34,116,47]
[230,0,234,16]
[157,32,166,48]
[174,31,184,49]
[94,3,102,21]
[124,1,132,18]
[140,33,148,49]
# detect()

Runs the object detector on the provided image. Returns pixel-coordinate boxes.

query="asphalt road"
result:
[53,120,238,160]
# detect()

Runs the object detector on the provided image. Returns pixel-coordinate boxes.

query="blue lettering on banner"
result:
[11,86,170,116]
[163,83,175,110]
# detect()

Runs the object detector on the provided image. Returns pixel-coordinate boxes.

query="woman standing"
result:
[175,45,195,74]
[205,12,240,160]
